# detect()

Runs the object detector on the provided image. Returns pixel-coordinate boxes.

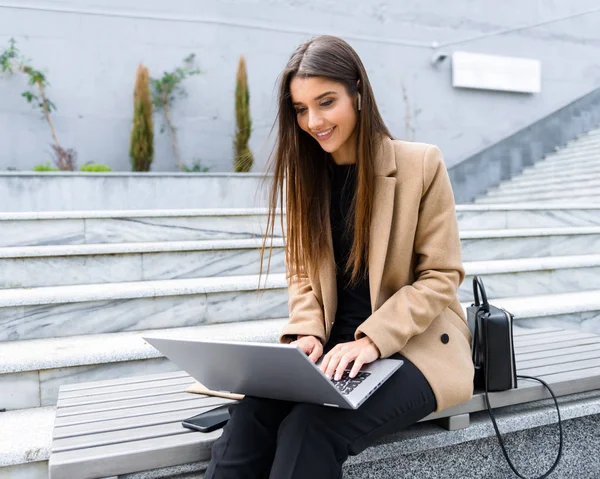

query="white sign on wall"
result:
[452,51,541,94]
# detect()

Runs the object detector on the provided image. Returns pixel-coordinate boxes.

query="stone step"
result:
[476,188,600,203]
[4,226,600,288]
[453,204,600,229]
[0,208,284,247]
[459,226,600,260]
[487,178,600,197]
[3,206,600,248]
[0,275,289,342]
[526,158,600,175]
[541,149,600,164]
[0,318,287,411]
[514,165,600,184]
[2,288,600,411]
[0,406,54,479]
[0,239,286,289]
[461,254,600,300]
[528,155,600,170]
[493,173,600,191]
[1,227,600,341]
[560,137,600,148]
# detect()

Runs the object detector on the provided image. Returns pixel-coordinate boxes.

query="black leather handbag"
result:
[466,276,564,479]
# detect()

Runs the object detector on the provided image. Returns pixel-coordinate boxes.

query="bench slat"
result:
[512,327,563,337]
[56,392,200,417]
[53,420,196,453]
[519,357,600,376]
[54,400,231,439]
[514,337,600,354]
[59,370,190,392]
[513,330,594,346]
[58,376,195,400]
[516,342,600,360]
[57,383,195,408]
[49,428,215,479]
[54,395,219,427]
[516,349,600,369]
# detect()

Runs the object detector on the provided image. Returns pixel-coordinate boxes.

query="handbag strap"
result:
[483,322,564,478]
[473,275,490,311]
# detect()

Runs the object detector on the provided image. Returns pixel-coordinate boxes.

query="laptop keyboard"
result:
[330,370,371,395]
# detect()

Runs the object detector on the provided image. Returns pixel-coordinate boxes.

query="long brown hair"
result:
[259,35,392,289]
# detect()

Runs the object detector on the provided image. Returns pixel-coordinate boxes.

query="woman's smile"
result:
[314,127,335,142]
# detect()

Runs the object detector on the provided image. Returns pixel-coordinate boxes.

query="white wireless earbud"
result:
[357,92,362,111]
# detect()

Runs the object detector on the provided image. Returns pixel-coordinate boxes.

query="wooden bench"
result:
[48,326,600,479]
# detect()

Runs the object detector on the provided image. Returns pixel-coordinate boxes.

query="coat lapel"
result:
[319,137,397,330]
[368,137,397,311]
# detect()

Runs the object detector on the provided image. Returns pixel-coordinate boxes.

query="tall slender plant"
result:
[233,56,253,172]
[151,54,201,170]
[0,38,76,170]
[130,64,154,172]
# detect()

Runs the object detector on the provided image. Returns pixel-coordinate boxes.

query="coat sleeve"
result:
[355,145,465,358]
[279,268,327,346]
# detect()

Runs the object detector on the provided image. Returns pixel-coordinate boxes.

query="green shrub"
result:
[181,159,212,172]
[80,163,113,172]
[233,56,253,172]
[33,162,59,171]
[130,64,154,171]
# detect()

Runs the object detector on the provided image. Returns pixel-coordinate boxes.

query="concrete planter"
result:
[0,172,275,211]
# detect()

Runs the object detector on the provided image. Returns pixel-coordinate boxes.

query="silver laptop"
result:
[143,336,403,409]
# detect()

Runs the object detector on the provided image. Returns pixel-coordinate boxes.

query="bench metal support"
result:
[436,413,470,431]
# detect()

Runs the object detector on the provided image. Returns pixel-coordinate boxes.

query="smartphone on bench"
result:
[182,405,231,432]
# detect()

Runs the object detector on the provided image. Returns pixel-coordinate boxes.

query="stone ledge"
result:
[1,204,599,221]
[0,318,288,374]
[0,238,285,259]
[0,274,287,307]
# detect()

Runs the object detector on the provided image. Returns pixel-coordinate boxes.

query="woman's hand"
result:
[320,337,380,380]
[290,335,323,363]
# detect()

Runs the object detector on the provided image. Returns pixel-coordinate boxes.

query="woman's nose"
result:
[308,110,324,130]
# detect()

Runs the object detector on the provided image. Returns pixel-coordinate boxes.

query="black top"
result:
[328,160,372,343]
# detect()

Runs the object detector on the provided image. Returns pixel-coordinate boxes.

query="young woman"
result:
[204,34,474,479]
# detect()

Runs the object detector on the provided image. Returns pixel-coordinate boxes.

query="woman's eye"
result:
[295,108,306,115]
[320,100,333,107]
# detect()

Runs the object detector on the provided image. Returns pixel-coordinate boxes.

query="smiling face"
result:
[290,76,359,165]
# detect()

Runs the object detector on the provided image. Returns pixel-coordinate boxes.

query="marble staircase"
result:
[476,127,600,204]
[3,201,600,476]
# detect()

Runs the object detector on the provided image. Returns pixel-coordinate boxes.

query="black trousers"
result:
[204,340,437,479]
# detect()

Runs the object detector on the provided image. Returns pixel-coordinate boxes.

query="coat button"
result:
[441,333,449,344]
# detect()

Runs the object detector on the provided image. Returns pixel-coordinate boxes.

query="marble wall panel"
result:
[0,371,40,410]
[455,210,507,230]
[505,209,600,228]
[204,288,289,324]
[4,288,288,341]
[0,219,85,247]
[0,254,143,289]
[141,248,286,281]
[85,215,283,243]
[0,306,24,341]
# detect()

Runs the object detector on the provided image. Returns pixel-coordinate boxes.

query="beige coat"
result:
[279,137,474,412]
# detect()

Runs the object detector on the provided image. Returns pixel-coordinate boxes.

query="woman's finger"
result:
[349,355,364,378]
[335,352,357,380]
[325,349,345,379]
[308,341,323,363]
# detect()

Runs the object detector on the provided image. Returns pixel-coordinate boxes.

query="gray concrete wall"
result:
[0,172,273,211]
[1,1,600,173]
